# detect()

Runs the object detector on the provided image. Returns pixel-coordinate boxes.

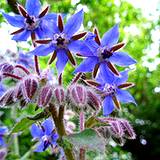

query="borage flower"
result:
[0,126,8,146]
[30,10,87,75]
[74,24,136,78]
[96,68,136,116]
[3,0,57,41]
[16,52,34,69]
[30,118,58,152]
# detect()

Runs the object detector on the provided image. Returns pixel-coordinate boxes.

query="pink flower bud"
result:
[69,84,87,107]
[120,120,136,139]
[38,85,53,107]
[0,89,15,107]
[14,84,23,101]
[53,86,65,104]
[87,90,101,112]
[109,121,124,138]
[21,77,38,102]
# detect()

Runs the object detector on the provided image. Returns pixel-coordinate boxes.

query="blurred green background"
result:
[0,0,159,159]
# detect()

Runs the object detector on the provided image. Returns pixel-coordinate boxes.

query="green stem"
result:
[79,111,86,160]
[49,104,75,160]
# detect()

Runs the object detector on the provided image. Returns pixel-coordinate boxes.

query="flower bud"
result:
[21,77,39,102]
[38,85,53,107]
[109,121,124,138]
[53,86,65,104]
[87,90,101,112]
[13,84,23,101]
[69,84,87,107]
[120,120,136,139]
[0,63,14,74]
[0,89,15,107]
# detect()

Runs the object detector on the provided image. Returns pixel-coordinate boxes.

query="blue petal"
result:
[51,134,59,145]
[116,89,137,105]
[85,33,99,54]
[64,9,84,37]
[30,43,56,56]
[56,49,68,75]
[42,118,54,136]
[35,20,56,39]
[101,24,119,47]
[2,13,24,28]
[97,62,115,84]
[44,13,57,21]
[68,40,93,56]
[114,70,129,85]
[103,96,114,116]
[74,56,98,73]
[0,137,5,146]
[34,141,45,152]
[110,52,137,66]
[25,0,41,16]
[30,124,43,138]
[0,127,8,135]
[12,30,30,41]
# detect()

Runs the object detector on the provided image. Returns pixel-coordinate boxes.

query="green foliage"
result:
[65,129,106,153]
[11,118,35,133]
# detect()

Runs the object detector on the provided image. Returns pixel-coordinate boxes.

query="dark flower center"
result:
[56,36,65,46]
[25,16,39,30]
[101,49,113,59]
[104,84,116,96]
[53,34,68,48]
[26,16,35,25]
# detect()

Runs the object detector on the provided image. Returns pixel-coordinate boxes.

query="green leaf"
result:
[11,118,35,133]
[64,129,106,153]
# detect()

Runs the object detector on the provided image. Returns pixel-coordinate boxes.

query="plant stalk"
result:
[49,104,75,160]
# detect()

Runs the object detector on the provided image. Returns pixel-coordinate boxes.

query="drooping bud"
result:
[0,89,15,107]
[87,90,101,112]
[13,84,23,101]
[0,63,14,81]
[38,85,53,107]
[21,76,39,102]
[109,120,124,138]
[53,86,65,105]
[0,63,14,74]
[69,84,87,107]
[120,120,136,139]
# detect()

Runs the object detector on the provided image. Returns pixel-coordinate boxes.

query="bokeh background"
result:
[0,0,159,159]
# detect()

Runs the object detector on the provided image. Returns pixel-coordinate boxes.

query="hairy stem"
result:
[49,104,75,160]
[79,111,86,160]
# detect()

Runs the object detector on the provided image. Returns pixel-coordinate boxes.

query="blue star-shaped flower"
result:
[3,0,57,41]
[96,68,136,116]
[74,24,136,77]
[30,118,58,152]
[0,126,8,146]
[30,9,87,75]
[16,52,34,68]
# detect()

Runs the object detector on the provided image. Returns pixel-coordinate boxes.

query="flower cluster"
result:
[0,0,137,158]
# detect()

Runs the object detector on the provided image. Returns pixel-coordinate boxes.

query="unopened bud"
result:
[69,84,87,107]
[109,121,124,138]
[21,77,39,102]
[0,63,14,74]
[87,90,101,112]
[38,85,53,107]
[96,127,111,141]
[120,120,136,139]
[0,89,15,107]
[53,86,65,104]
